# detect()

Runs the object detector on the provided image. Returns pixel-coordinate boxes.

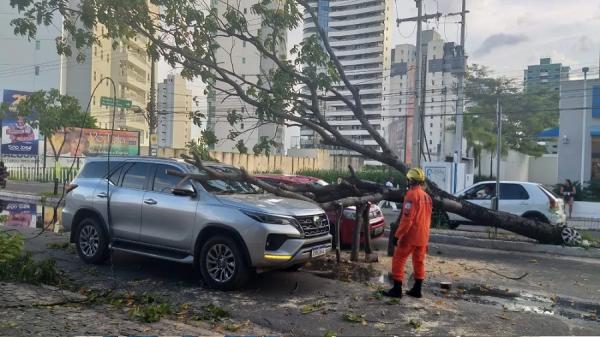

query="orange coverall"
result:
[392,185,433,282]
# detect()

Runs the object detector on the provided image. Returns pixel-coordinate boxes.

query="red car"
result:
[254,174,386,246]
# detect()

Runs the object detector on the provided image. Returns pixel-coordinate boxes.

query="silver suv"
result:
[62,157,332,290]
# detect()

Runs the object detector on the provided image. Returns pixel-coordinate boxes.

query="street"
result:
[1,226,598,336]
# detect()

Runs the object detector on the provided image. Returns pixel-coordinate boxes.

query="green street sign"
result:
[100,96,132,109]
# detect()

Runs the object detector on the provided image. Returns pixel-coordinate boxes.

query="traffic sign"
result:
[100,96,132,109]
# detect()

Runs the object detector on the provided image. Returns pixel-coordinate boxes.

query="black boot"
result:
[381,281,403,298]
[406,279,423,298]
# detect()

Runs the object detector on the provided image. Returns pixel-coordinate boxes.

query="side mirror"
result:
[171,185,196,197]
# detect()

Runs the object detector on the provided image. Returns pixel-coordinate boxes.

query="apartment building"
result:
[157,74,192,151]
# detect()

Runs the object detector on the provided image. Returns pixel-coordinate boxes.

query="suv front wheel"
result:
[75,217,109,264]
[198,235,249,290]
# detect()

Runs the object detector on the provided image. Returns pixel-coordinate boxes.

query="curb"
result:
[429,233,600,259]
[0,190,62,205]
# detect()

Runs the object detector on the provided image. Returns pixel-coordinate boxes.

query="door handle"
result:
[97,192,108,198]
[143,198,157,205]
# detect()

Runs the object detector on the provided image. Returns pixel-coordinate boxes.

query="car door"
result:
[107,162,152,241]
[498,183,531,216]
[140,164,198,250]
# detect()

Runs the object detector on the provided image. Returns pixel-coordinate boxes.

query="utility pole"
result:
[448,0,468,165]
[397,1,441,167]
[148,57,157,156]
[581,67,589,185]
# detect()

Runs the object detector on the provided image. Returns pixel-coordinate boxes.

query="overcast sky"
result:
[393,0,600,80]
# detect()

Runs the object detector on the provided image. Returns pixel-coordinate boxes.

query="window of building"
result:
[243,8,247,14]
[34,65,40,76]
[94,47,97,56]
[35,40,40,50]
[241,123,244,129]
[242,41,247,47]
[242,57,246,64]
[94,71,97,81]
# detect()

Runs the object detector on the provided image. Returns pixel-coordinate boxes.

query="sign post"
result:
[100,96,132,109]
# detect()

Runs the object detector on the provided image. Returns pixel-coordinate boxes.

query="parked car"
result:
[447,181,566,228]
[254,174,386,246]
[62,157,332,290]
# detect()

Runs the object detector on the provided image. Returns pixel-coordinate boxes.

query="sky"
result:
[394,0,600,80]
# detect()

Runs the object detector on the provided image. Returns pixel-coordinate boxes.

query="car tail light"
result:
[65,183,78,193]
[547,193,558,210]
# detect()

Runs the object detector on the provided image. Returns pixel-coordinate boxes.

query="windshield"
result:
[186,164,260,194]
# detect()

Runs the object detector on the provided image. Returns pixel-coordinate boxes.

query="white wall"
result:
[478,149,530,181]
[529,154,559,186]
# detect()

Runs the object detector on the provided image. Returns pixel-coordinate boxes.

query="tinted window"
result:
[121,163,151,190]
[500,184,529,200]
[153,164,192,193]
[79,161,127,180]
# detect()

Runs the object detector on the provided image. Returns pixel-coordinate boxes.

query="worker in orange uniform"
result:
[382,167,432,298]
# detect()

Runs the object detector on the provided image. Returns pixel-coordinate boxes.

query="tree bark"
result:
[350,204,364,262]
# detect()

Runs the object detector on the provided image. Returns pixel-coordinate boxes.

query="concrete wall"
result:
[478,149,530,181]
[529,154,559,186]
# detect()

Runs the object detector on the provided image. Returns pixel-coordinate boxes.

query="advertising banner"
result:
[0,201,37,228]
[1,90,39,156]
[47,127,140,158]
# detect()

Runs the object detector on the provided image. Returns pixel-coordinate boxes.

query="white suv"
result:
[447,181,566,228]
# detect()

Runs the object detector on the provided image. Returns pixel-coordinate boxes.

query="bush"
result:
[296,168,407,188]
[0,232,60,285]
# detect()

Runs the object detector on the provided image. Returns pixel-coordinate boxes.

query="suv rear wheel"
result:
[198,235,249,290]
[75,217,109,264]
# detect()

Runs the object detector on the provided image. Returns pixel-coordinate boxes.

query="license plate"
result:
[311,246,328,258]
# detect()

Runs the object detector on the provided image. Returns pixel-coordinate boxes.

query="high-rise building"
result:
[0,2,62,94]
[524,58,570,92]
[386,30,461,162]
[300,0,394,163]
[63,0,158,149]
[157,74,192,151]
[206,0,285,154]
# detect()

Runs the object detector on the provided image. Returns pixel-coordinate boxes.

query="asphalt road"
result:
[11,227,600,336]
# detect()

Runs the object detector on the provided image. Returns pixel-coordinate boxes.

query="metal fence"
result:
[6,166,80,183]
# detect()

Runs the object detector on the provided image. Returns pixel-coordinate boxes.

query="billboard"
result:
[0,200,37,228]
[47,127,140,158]
[1,90,39,156]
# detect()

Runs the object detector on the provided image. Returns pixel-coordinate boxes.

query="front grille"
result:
[295,214,330,237]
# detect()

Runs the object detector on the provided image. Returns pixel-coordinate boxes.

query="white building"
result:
[206,0,286,154]
[157,74,192,151]
[387,30,460,163]
[300,0,394,163]
[0,2,63,94]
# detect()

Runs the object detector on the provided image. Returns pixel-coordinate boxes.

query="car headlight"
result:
[242,210,302,232]
[342,209,356,220]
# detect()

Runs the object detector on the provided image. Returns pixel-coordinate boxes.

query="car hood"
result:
[216,193,325,217]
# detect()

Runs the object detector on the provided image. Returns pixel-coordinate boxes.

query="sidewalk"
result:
[0,181,58,203]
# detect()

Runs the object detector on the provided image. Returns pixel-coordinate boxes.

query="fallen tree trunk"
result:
[175,151,581,246]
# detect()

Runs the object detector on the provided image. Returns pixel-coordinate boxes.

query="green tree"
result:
[7,0,579,247]
[1,89,96,191]
[463,65,559,175]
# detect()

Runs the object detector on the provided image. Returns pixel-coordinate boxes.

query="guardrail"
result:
[6,166,79,183]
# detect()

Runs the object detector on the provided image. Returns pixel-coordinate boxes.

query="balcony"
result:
[329,14,384,27]
[123,49,149,71]
[330,35,383,47]
[335,46,382,57]
[328,25,383,38]
[340,56,383,67]
[329,5,384,18]
[121,71,147,91]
